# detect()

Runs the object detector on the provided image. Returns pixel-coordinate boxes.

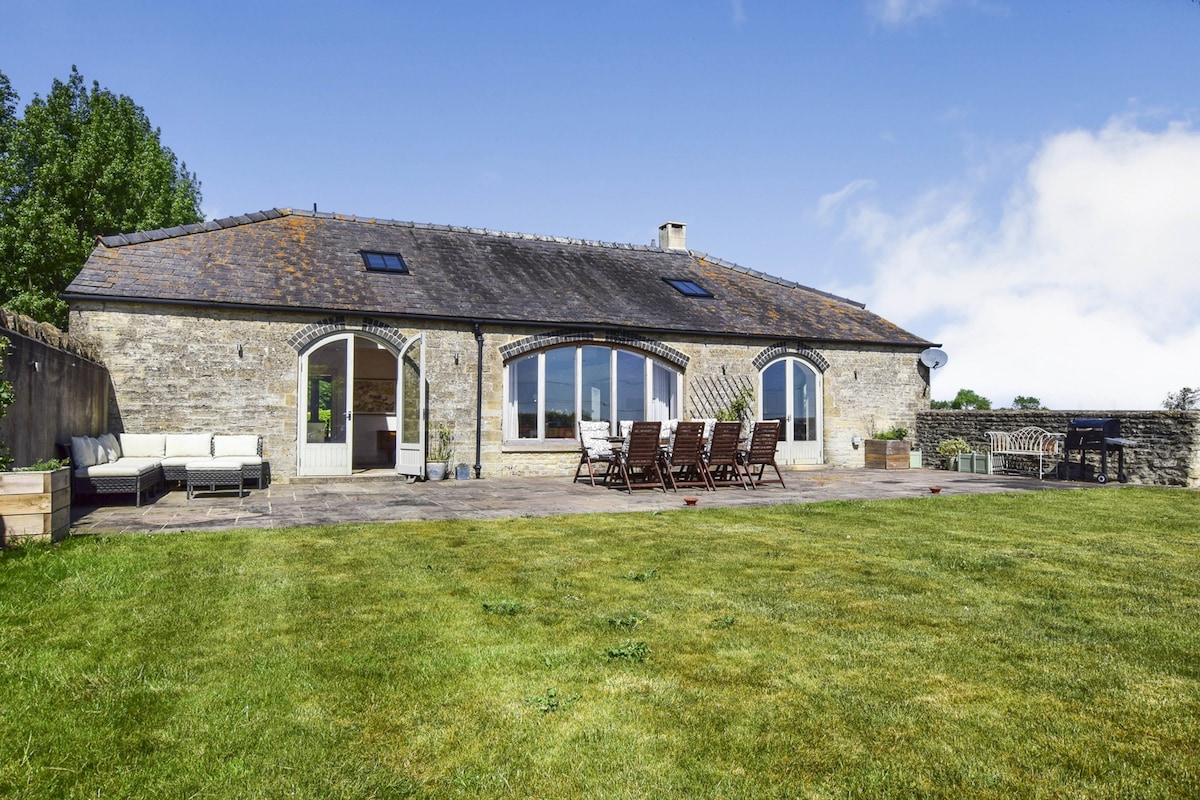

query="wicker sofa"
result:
[69,432,268,506]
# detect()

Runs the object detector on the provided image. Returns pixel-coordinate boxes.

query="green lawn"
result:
[2,488,1198,799]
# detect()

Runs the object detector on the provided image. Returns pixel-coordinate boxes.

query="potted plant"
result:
[425,422,453,480]
[936,437,991,472]
[864,426,911,469]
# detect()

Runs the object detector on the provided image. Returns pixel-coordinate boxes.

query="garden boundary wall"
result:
[0,310,110,468]
[916,410,1200,488]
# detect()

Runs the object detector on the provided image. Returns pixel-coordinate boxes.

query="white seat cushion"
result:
[185,459,242,473]
[212,455,262,467]
[79,459,160,477]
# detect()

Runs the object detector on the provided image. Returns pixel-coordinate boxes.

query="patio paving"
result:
[68,467,1098,535]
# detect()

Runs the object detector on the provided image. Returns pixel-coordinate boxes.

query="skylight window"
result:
[361,251,408,273]
[664,278,712,298]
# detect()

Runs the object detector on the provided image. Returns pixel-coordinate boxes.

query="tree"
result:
[0,67,202,327]
[1162,387,1199,411]
[931,388,992,410]
[1011,395,1045,410]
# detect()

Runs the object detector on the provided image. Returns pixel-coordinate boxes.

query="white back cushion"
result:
[165,433,213,458]
[213,434,259,458]
[119,433,166,458]
[97,433,121,462]
[71,436,101,468]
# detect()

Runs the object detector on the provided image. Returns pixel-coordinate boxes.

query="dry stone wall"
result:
[917,410,1200,487]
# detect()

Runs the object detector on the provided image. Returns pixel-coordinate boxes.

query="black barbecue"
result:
[1059,417,1134,484]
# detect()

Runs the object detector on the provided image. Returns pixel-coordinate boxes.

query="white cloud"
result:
[817,179,877,223]
[731,0,746,27]
[867,0,957,26]
[835,117,1200,410]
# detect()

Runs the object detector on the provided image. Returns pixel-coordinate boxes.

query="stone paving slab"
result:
[66,467,1103,535]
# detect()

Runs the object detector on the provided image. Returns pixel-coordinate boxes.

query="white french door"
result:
[299,334,355,476]
[395,334,425,477]
[760,357,824,465]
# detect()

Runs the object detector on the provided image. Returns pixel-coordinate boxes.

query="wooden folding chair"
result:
[705,421,751,489]
[573,420,614,486]
[663,421,713,492]
[745,419,786,488]
[608,421,668,493]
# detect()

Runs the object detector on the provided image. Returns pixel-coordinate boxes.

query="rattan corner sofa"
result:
[70,432,268,506]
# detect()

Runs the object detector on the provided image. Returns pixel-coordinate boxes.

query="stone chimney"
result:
[658,221,687,251]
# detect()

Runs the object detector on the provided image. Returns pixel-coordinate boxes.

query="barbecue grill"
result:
[1060,417,1133,484]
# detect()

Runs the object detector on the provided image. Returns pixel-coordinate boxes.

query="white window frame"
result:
[504,345,681,441]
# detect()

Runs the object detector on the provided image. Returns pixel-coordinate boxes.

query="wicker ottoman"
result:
[186,460,245,500]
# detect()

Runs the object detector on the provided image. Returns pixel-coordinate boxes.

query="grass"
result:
[1,487,1198,798]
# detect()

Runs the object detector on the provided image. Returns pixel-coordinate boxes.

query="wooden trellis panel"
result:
[689,375,755,420]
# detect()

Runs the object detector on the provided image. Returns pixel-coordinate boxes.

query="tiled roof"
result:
[65,208,931,347]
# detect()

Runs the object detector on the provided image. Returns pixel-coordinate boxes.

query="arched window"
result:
[505,345,681,440]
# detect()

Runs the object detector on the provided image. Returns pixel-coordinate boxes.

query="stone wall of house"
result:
[69,302,930,481]
[820,344,930,468]
[69,303,302,469]
[916,410,1200,487]
[1,310,109,467]
[486,331,929,476]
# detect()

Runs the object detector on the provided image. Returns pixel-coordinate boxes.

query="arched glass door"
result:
[299,335,354,476]
[760,357,823,465]
[395,335,425,478]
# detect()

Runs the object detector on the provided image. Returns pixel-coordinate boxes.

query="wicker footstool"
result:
[186,460,245,499]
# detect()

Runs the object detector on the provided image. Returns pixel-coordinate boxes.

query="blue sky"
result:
[5,0,1199,409]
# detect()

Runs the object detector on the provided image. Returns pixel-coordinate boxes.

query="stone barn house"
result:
[63,208,934,481]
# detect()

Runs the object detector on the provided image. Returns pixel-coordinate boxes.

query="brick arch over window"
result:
[499,329,689,370]
[752,342,830,373]
[287,317,410,354]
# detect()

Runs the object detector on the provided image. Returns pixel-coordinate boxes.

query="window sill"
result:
[501,440,579,453]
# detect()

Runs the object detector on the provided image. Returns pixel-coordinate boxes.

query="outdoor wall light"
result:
[237,344,244,358]
[454,352,460,366]
[851,436,862,448]
[28,360,41,372]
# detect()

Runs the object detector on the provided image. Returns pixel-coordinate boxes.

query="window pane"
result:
[306,339,347,443]
[616,350,645,422]
[512,354,539,439]
[581,346,611,424]
[650,361,677,420]
[792,361,818,441]
[400,351,420,442]
[762,360,787,440]
[544,348,576,438]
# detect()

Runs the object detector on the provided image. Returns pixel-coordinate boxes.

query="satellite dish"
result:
[920,348,948,369]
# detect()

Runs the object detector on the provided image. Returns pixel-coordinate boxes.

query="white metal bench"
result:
[986,426,1063,479]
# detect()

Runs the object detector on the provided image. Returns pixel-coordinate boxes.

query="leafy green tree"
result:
[1162,387,1198,411]
[0,67,202,327]
[1011,395,1045,410]
[931,388,992,410]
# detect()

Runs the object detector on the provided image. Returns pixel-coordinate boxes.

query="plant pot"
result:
[455,464,471,480]
[0,466,71,545]
[954,452,992,474]
[864,439,911,469]
[425,462,449,481]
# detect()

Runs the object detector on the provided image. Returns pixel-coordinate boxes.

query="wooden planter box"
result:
[0,466,71,545]
[864,439,911,470]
